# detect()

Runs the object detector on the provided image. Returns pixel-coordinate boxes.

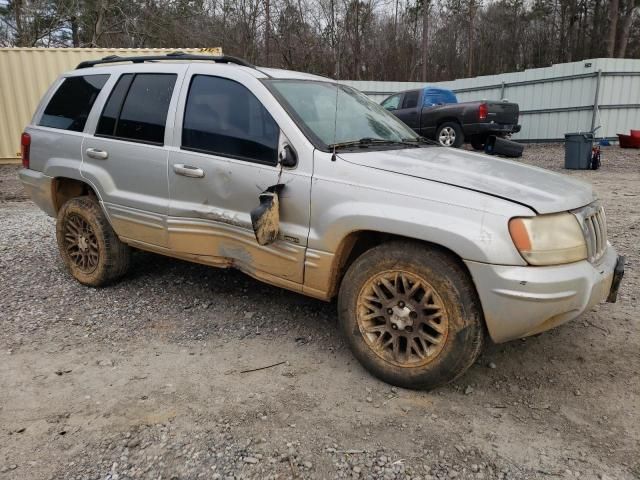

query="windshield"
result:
[267,80,420,149]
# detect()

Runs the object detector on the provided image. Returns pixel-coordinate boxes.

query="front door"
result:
[81,70,183,247]
[393,89,421,131]
[167,71,311,288]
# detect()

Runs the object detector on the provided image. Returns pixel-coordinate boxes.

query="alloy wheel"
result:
[438,127,456,146]
[63,213,99,273]
[356,270,449,368]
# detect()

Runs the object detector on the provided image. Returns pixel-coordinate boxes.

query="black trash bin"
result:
[564,133,593,169]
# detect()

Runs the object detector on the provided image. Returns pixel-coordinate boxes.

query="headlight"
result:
[509,212,587,266]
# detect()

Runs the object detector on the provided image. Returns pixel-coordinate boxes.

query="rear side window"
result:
[96,74,134,137]
[96,73,177,145]
[424,90,458,106]
[39,75,109,131]
[401,90,420,109]
[182,75,279,165]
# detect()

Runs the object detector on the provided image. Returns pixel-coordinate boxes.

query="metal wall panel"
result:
[2,52,639,160]
[343,58,640,142]
[0,47,218,160]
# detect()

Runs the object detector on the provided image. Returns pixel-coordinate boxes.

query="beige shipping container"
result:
[0,47,221,163]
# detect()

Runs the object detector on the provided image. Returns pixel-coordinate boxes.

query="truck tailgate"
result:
[487,102,519,124]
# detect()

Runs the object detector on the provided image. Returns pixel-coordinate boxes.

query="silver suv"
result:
[19,53,624,389]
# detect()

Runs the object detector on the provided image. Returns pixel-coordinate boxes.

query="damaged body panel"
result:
[250,184,286,246]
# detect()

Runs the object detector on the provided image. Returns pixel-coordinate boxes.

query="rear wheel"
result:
[338,242,485,389]
[56,196,130,287]
[436,122,464,148]
[470,137,486,151]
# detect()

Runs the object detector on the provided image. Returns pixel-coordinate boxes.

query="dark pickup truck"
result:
[381,87,521,149]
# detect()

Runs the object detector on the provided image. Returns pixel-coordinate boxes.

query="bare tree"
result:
[0,0,638,80]
[421,0,430,81]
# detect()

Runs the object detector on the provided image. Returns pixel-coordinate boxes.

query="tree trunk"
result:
[71,16,80,47]
[590,0,602,56]
[264,0,270,65]
[615,4,639,57]
[92,0,107,47]
[606,0,620,56]
[467,0,476,78]
[14,0,25,46]
[421,0,431,82]
[354,0,360,79]
[331,0,339,77]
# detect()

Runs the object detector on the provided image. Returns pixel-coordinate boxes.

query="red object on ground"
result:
[630,129,640,138]
[618,133,640,148]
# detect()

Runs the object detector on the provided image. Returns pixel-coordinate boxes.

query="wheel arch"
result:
[436,118,462,130]
[52,177,99,213]
[324,230,476,300]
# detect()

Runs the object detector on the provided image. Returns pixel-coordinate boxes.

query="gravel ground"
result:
[0,144,639,480]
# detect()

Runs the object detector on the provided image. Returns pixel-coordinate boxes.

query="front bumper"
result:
[465,245,622,343]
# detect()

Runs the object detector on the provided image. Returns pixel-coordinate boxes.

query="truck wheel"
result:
[470,138,486,150]
[436,122,464,147]
[56,196,130,287]
[338,242,484,390]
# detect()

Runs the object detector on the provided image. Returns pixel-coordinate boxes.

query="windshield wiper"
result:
[328,137,421,150]
[402,136,440,146]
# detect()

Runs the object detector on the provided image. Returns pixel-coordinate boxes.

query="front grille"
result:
[576,203,608,263]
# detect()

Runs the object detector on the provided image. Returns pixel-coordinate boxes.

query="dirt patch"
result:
[0,166,29,202]
[0,144,639,479]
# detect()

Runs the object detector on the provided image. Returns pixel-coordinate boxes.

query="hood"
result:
[338,147,596,214]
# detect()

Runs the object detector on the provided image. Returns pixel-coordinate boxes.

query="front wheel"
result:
[338,242,484,390]
[436,122,464,148]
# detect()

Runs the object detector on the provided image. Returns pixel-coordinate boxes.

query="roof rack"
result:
[75,51,256,70]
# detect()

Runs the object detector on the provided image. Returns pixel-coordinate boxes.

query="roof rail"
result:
[75,51,256,70]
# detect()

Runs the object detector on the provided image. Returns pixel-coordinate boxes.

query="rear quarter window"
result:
[39,75,109,132]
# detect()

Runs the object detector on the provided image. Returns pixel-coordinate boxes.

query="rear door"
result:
[81,65,186,247]
[166,65,312,287]
[392,89,421,131]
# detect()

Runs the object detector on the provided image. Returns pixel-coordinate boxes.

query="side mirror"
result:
[279,145,297,168]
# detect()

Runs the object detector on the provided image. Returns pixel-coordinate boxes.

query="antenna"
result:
[331,42,341,162]
[331,84,340,162]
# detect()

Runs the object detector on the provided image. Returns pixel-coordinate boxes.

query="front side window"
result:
[269,81,419,148]
[182,75,279,165]
[39,75,109,131]
[381,94,401,110]
[96,73,176,144]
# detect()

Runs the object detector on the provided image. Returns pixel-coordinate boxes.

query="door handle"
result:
[85,148,108,160]
[173,164,205,178]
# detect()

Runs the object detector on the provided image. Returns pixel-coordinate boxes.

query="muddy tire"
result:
[338,241,484,390]
[56,196,130,287]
